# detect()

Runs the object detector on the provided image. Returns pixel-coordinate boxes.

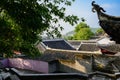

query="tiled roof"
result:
[68,40,81,48]
[41,39,76,50]
[78,42,99,51]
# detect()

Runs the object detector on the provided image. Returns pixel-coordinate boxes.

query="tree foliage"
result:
[0,0,79,57]
[95,28,105,36]
[73,22,94,40]
[74,22,89,32]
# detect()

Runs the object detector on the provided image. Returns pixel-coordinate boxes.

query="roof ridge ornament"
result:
[92,1,106,13]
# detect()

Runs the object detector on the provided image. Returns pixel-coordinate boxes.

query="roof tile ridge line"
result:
[77,42,82,51]
[40,42,49,49]
[42,39,64,42]
[64,39,76,50]
[46,48,101,54]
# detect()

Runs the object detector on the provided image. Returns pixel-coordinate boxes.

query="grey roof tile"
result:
[42,39,76,50]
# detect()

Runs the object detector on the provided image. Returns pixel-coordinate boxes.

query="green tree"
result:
[73,22,94,40]
[74,22,89,32]
[0,0,79,57]
[66,36,73,40]
[95,28,105,36]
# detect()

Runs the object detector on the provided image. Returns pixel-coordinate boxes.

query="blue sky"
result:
[61,0,120,34]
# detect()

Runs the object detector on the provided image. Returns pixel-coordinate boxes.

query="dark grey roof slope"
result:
[78,42,99,51]
[42,39,75,50]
